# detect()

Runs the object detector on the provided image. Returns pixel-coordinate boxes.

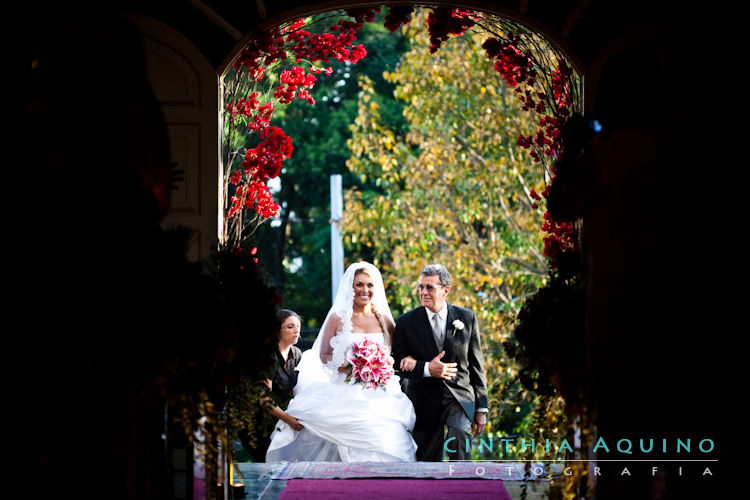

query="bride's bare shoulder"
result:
[323,313,343,333]
[384,314,395,332]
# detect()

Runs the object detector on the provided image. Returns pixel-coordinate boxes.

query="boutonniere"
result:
[452,319,465,336]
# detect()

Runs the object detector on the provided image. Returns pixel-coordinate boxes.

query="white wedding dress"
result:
[265,331,417,462]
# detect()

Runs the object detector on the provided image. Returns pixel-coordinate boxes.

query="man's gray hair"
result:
[421,264,452,287]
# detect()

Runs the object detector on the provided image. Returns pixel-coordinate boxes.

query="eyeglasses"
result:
[417,284,444,293]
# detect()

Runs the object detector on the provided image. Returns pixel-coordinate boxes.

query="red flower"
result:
[235,180,280,219]
[228,184,248,219]
[234,25,285,82]
[491,42,535,88]
[481,37,503,58]
[247,102,274,131]
[349,44,367,63]
[344,7,380,24]
[426,8,476,53]
[309,65,333,75]
[297,88,315,105]
[285,20,368,65]
[384,6,414,32]
[241,126,293,181]
[229,170,242,185]
[282,18,306,34]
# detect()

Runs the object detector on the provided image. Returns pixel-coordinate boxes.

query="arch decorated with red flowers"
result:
[218,4,582,271]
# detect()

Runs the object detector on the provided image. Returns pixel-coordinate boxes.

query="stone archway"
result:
[128,1,589,262]
[209,6,727,500]
[126,4,726,499]
[217,0,585,80]
[15,3,729,500]
[215,2,584,250]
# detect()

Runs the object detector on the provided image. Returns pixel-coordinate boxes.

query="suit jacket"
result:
[392,303,488,428]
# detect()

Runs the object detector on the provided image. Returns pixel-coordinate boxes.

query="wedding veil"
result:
[293,261,393,395]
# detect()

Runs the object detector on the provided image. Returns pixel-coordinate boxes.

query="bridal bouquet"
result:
[343,338,394,390]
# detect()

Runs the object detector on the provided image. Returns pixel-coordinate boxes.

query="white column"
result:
[330,174,344,303]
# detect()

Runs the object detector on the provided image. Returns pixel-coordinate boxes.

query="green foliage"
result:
[344,9,550,441]
[252,14,410,328]
[168,245,280,485]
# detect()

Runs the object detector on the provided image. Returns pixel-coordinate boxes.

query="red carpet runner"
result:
[277,478,511,499]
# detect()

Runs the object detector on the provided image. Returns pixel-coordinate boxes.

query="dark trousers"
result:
[414,397,473,462]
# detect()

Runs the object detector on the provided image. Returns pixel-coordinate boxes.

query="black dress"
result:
[269,346,302,407]
[241,346,302,461]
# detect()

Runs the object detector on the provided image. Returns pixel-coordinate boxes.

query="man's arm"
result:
[392,317,426,380]
[467,311,489,436]
[467,311,489,410]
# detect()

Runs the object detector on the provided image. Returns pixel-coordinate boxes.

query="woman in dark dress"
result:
[243,309,303,461]
[263,310,304,430]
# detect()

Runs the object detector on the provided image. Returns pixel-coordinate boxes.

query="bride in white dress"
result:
[265,261,417,462]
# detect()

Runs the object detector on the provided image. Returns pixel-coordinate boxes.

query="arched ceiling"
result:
[112,0,681,72]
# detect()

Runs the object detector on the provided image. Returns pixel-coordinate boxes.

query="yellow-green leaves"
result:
[343,11,555,438]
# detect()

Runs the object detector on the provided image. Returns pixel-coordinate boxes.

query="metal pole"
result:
[330,174,344,303]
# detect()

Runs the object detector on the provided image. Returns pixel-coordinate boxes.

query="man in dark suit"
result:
[392,264,489,461]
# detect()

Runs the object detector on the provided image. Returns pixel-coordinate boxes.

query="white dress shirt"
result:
[423,303,448,377]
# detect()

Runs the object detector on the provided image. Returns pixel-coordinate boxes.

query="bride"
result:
[265,262,417,462]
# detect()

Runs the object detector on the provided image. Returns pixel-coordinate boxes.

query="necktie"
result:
[432,313,443,349]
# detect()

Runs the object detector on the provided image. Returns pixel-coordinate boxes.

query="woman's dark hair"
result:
[275,309,300,340]
[276,309,299,323]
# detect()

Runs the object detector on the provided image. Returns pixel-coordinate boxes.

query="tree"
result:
[251,14,409,329]
[344,9,550,440]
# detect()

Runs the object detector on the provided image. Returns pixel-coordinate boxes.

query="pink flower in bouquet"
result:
[345,337,394,389]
